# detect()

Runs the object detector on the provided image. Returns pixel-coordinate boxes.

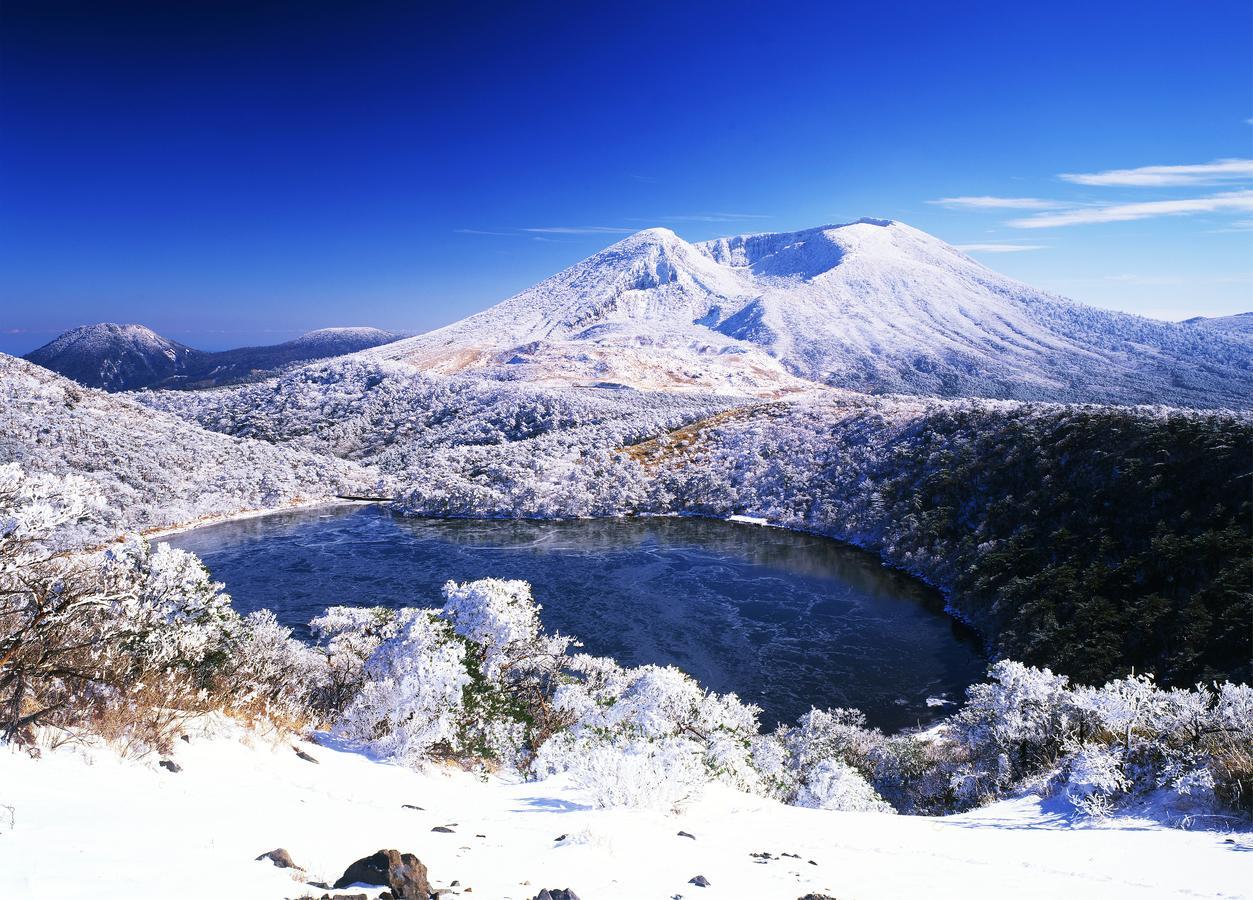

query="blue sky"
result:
[2,0,1251,354]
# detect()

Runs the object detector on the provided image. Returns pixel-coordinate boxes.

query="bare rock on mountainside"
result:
[332,849,431,899]
[23,323,402,391]
[362,220,1253,406]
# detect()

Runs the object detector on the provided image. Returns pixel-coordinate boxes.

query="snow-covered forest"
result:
[3,466,1250,831]
[134,358,1253,688]
[0,355,374,535]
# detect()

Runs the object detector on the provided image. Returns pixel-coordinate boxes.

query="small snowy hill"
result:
[367,221,1253,407]
[23,323,209,392]
[24,324,402,391]
[1184,311,1253,338]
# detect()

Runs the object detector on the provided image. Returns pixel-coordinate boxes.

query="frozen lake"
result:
[168,504,984,730]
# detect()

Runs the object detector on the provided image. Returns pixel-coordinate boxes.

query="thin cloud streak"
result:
[929,196,1069,210]
[650,213,773,223]
[1060,158,1253,187]
[1009,190,1253,228]
[954,243,1048,253]
[522,226,636,234]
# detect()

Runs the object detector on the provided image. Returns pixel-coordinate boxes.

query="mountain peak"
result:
[369,219,1253,407]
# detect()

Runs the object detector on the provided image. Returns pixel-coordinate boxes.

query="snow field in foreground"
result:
[0,718,1248,900]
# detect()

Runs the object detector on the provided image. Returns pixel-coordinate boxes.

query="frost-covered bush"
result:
[538,661,764,798]
[0,464,328,747]
[953,660,1079,791]
[1063,745,1130,817]
[333,580,575,768]
[336,609,471,765]
[540,733,709,810]
[794,759,895,813]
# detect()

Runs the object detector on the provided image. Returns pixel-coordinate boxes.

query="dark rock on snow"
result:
[431,825,455,833]
[677,830,696,839]
[294,747,320,764]
[533,890,581,900]
[332,849,432,900]
[255,847,299,869]
[158,759,181,773]
[689,874,712,886]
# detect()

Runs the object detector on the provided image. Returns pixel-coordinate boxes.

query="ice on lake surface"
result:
[168,504,985,730]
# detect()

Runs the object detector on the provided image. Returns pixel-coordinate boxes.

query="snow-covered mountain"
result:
[23,323,209,392]
[367,220,1253,407]
[24,324,402,391]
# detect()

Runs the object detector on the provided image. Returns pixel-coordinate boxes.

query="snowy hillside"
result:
[0,353,374,534]
[23,323,402,391]
[366,220,1253,407]
[1184,311,1253,338]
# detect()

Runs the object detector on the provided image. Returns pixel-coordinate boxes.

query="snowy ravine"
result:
[1,720,1248,900]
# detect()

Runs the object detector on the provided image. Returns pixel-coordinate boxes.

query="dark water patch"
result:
[167,504,984,731]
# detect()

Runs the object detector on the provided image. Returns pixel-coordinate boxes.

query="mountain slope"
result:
[367,221,1253,407]
[0,353,372,535]
[24,324,402,391]
[23,323,209,391]
[1183,311,1253,338]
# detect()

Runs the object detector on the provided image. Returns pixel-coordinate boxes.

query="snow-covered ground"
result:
[1,720,1247,900]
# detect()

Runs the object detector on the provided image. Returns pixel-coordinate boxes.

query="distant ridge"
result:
[364,220,1253,407]
[24,324,403,391]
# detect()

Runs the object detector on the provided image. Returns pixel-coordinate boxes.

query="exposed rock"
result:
[798,894,839,900]
[332,849,431,900]
[532,890,580,900]
[401,803,424,811]
[689,875,711,887]
[158,760,181,773]
[294,747,320,764]
[255,847,299,869]
[431,826,455,833]
[677,830,696,840]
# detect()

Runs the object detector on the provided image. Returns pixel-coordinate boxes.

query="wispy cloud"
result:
[1009,190,1253,228]
[928,196,1069,210]
[1060,158,1253,187]
[650,212,773,223]
[521,226,636,235]
[954,242,1048,253]
[1103,272,1253,286]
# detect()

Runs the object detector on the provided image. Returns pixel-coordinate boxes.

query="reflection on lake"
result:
[167,504,984,730]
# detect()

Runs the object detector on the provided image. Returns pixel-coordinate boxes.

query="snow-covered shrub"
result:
[540,661,763,797]
[335,609,470,765]
[308,605,400,715]
[794,758,895,813]
[114,543,239,674]
[1063,745,1130,817]
[953,661,1078,789]
[540,733,709,810]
